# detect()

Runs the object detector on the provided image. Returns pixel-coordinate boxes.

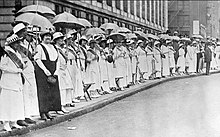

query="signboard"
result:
[193,20,200,35]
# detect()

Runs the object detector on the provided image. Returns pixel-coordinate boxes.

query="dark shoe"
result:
[66,103,75,107]
[40,113,47,121]
[25,118,36,124]
[45,113,54,120]
[17,120,29,127]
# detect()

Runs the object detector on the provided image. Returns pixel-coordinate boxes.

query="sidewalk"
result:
[0,70,220,137]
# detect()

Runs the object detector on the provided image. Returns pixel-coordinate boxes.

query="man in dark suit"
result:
[204,42,212,75]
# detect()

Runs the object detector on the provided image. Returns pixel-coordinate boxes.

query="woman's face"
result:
[43,34,52,44]
[56,38,64,46]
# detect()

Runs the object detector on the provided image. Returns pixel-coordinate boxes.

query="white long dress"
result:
[130,48,138,74]
[186,46,197,73]
[168,46,176,69]
[124,47,132,84]
[0,47,25,121]
[113,46,127,87]
[20,41,39,117]
[99,49,110,92]
[153,47,162,78]
[210,46,217,69]
[57,47,73,105]
[161,45,170,76]
[177,48,185,72]
[136,46,148,74]
[145,46,154,78]
[86,48,101,90]
[104,47,117,88]
[215,46,220,68]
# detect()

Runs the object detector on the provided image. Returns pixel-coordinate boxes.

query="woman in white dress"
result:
[86,39,102,98]
[53,32,73,114]
[215,42,220,69]
[135,40,148,81]
[168,42,176,76]
[161,40,170,77]
[210,43,217,70]
[145,43,154,79]
[153,41,162,79]
[0,34,25,131]
[113,42,127,90]
[177,44,185,74]
[186,41,197,74]
[129,40,138,84]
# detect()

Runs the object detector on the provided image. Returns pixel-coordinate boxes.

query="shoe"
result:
[61,107,69,113]
[3,122,12,132]
[45,113,54,120]
[11,123,23,129]
[72,99,80,103]
[17,120,29,127]
[25,118,36,124]
[66,103,75,107]
[56,111,65,115]
[40,113,47,121]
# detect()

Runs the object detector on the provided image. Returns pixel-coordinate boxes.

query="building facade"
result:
[168,0,220,38]
[0,0,168,45]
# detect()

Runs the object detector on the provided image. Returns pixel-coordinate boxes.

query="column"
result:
[134,0,137,20]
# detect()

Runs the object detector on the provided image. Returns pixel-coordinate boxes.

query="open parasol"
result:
[106,33,126,42]
[192,34,203,39]
[100,23,119,30]
[85,27,105,38]
[78,18,92,28]
[147,33,159,40]
[16,4,56,17]
[53,12,84,29]
[134,31,148,40]
[15,12,54,32]
[112,27,131,33]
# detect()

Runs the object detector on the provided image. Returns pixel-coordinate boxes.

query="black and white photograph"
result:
[0,0,220,137]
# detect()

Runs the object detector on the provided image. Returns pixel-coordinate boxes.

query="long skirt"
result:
[177,56,186,72]
[0,89,25,121]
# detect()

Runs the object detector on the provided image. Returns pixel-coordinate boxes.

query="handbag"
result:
[47,75,57,85]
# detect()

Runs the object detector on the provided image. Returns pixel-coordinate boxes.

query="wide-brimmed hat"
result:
[88,38,97,44]
[5,34,22,45]
[53,32,64,41]
[127,40,135,45]
[217,42,220,45]
[166,40,172,44]
[13,23,26,34]
[192,41,197,44]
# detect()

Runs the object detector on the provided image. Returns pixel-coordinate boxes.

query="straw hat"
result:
[13,23,26,34]
[137,40,143,45]
[53,32,64,41]
[106,39,113,44]
[5,34,22,45]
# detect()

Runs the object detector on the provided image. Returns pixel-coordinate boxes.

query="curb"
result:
[1,70,220,137]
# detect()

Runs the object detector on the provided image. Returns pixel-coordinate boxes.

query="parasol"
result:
[16,4,56,17]
[106,33,126,42]
[134,31,148,40]
[78,18,92,27]
[100,23,119,30]
[85,27,105,38]
[15,12,54,32]
[112,27,131,33]
[147,33,159,40]
[192,34,203,39]
[53,12,84,29]
[158,34,172,40]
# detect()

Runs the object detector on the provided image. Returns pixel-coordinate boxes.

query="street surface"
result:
[21,73,220,137]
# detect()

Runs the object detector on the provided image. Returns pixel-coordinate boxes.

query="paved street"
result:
[21,73,220,137]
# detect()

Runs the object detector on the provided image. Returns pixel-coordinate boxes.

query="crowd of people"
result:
[0,22,220,132]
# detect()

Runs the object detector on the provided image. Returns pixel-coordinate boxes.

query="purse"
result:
[47,75,57,85]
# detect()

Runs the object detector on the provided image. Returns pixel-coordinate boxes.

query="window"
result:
[86,13,94,25]
[107,0,112,6]
[147,1,150,21]
[159,0,162,26]
[136,0,140,17]
[116,0,120,9]
[151,1,154,23]
[55,5,63,14]
[123,1,128,12]
[142,0,146,19]
[76,11,81,18]
[163,1,165,27]
[130,0,134,15]
[93,15,99,27]
[155,0,158,24]
[72,9,76,16]
[97,0,102,3]
[81,11,86,18]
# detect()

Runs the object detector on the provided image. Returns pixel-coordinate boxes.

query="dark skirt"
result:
[35,59,61,113]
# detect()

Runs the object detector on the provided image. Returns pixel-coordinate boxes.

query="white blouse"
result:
[34,43,58,61]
